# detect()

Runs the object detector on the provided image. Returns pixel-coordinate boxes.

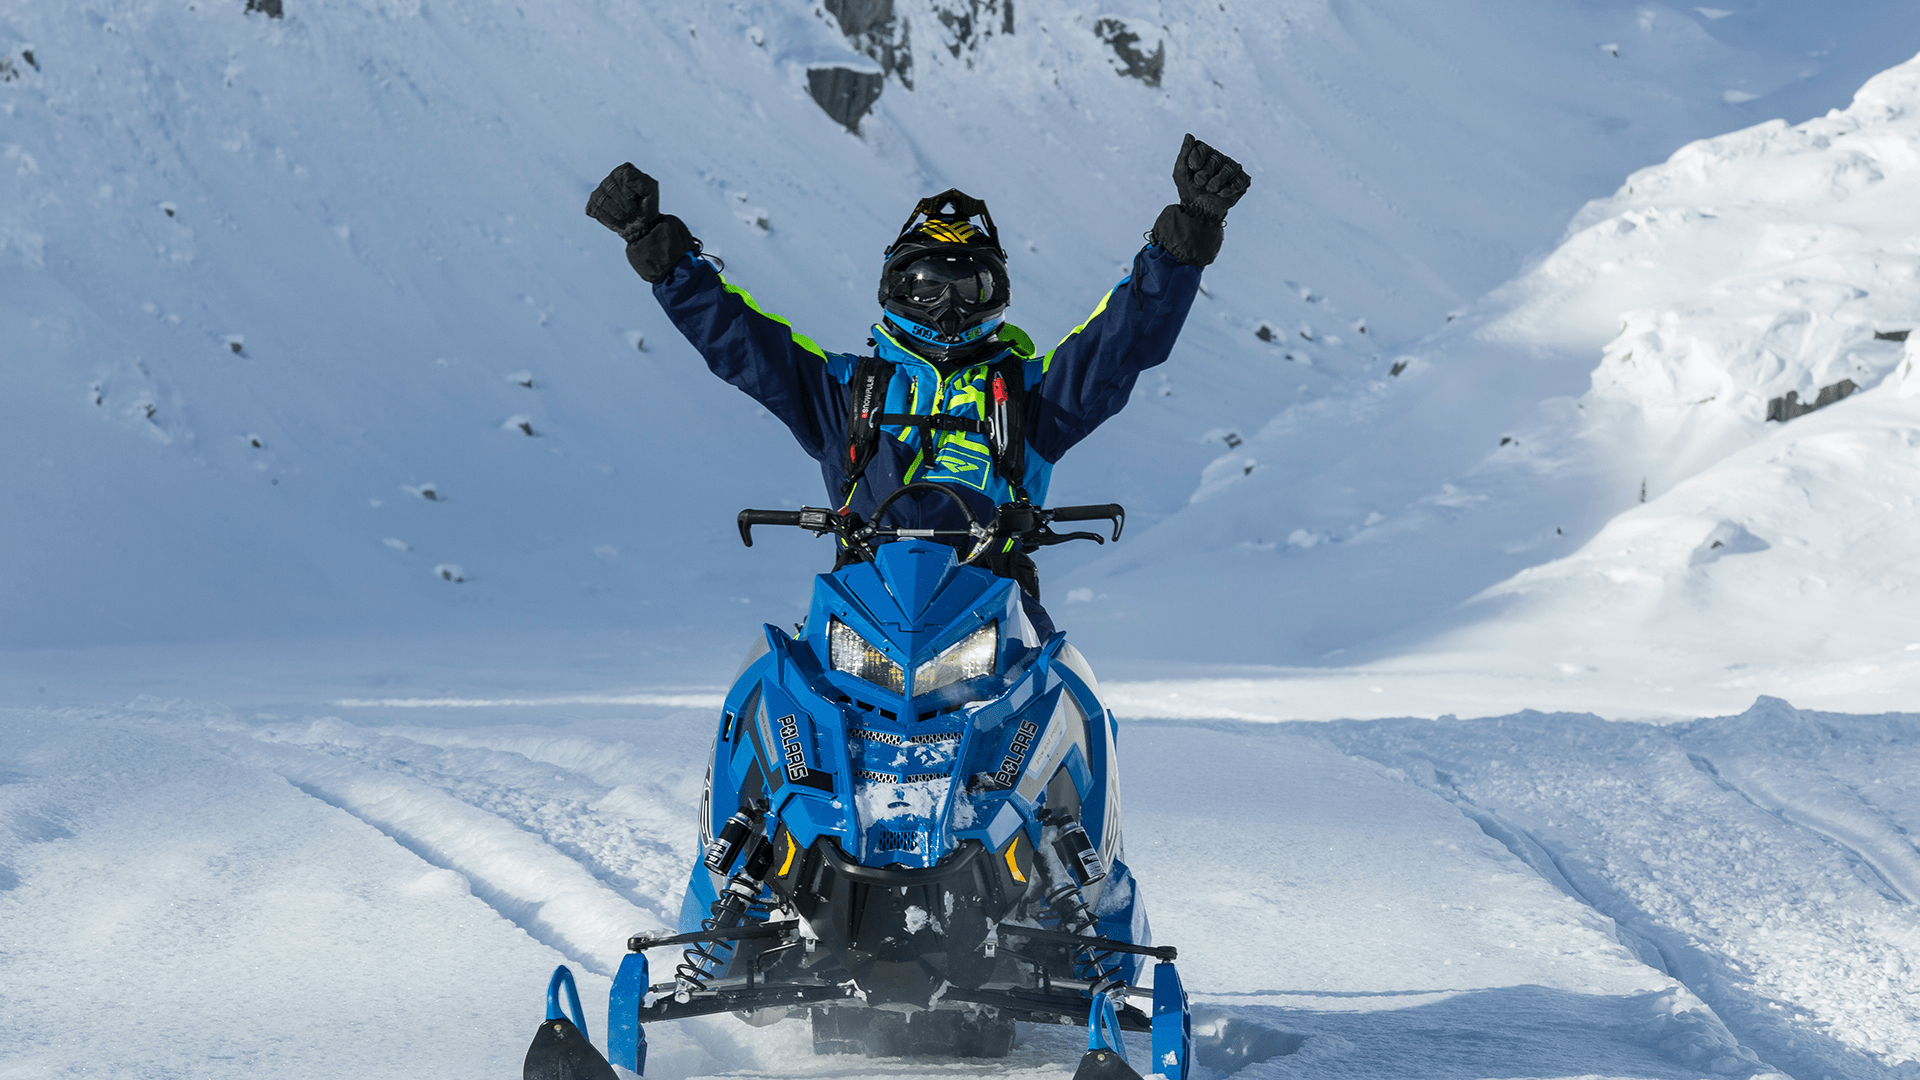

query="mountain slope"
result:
[7,0,1918,673]
[1064,48,1920,720]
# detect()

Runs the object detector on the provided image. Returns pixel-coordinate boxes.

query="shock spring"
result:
[1045,882,1124,996]
[674,827,777,1000]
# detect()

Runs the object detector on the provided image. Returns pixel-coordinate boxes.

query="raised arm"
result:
[587,163,850,463]
[1026,136,1250,463]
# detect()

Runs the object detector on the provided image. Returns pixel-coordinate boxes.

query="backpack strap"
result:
[987,355,1030,503]
[841,357,894,504]
[841,353,1031,505]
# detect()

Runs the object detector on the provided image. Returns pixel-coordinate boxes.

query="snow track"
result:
[1320,698,1920,1080]
[216,718,677,975]
[8,696,1920,1079]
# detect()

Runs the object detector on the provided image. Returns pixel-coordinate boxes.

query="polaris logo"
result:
[995,720,1040,787]
[872,829,920,853]
[777,713,809,782]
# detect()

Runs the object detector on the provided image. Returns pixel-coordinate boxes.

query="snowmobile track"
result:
[1685,750,1920,908]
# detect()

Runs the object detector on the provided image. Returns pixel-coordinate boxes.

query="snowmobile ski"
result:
[1073,993,1146,1080]
[524,966,617,1080]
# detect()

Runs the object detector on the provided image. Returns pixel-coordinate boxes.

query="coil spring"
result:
[1046,882,1124,995]
[673,872,772,998]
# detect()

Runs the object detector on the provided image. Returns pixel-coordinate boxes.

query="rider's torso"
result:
[827,326,1053,532]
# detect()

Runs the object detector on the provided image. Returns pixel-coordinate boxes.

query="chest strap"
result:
[841,355,1031,504]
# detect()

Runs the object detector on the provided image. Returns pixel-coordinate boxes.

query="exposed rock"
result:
[930,0,1013,65]
[245,0,283,17]
[1766,378,1857,422]
[1093,18,1163,88]
[807,67,885,131]
[826,0,913,88]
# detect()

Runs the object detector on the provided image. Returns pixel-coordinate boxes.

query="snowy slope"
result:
[1066,48,1920,719]
[8,0,1920,681]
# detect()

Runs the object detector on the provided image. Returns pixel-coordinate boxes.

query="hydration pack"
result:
[841,354,1031,504]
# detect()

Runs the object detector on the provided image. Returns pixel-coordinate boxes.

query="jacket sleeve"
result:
[1026,244,1202,463]
[652,254,852,463]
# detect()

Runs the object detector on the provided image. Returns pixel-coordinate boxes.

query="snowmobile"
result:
[525,483,1193,1080]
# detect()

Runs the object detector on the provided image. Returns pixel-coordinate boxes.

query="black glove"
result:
[1152,134,1250,267]
[1171,133,1249,222]
[585,162,659,241]
[586,162,700,283]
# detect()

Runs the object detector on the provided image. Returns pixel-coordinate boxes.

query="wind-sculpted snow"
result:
[1066,47,1920,718]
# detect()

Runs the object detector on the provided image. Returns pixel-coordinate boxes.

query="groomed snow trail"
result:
[19,695,1920,1078]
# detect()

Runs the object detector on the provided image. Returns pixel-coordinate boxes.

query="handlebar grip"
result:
[1049,503,1122,521]
[737,509,803,547]
[1048,503,1125,541]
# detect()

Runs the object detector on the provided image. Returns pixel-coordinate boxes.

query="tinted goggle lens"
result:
[898,256,996,304]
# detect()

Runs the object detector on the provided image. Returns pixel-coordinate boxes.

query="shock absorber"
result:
[1044,822,1123,996]
[704,809,756,874]
[675,818,776,1000]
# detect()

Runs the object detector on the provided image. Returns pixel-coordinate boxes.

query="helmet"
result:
[878,189,1010,367]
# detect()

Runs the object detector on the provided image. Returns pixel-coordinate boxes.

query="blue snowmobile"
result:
[524,484,1192,1080]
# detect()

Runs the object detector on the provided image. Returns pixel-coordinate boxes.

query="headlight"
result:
[914,621,997,695]
[829,617,905,695]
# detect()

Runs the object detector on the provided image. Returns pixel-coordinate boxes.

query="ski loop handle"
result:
[544,965,591,1039]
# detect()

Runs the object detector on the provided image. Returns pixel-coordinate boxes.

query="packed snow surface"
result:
[6,694,1920,1079]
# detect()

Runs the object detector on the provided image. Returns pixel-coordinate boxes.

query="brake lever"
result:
[1024,527,1105,549]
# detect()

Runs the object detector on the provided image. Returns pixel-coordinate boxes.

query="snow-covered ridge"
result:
[1420,53,1920,709]
[1065,49,1920,717]
[1522,53,1920,481]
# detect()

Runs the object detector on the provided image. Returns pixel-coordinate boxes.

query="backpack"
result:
[841,354,1031,506]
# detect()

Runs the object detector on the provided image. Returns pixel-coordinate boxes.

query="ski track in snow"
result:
[21,694,1920,1079]
[210,714,703,973]
[1316,698,1920,1080]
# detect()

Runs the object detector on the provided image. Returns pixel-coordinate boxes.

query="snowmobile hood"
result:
[872,539,966,623]
[805,539,1027,703]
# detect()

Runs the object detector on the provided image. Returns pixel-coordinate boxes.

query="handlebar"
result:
[734,496,1126,559]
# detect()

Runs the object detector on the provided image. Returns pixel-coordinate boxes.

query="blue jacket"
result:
[652,243,1202,534]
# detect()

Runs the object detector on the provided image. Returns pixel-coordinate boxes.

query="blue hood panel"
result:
[873,540,962,625]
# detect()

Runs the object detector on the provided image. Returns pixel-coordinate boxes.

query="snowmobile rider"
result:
[585,135,1249,637]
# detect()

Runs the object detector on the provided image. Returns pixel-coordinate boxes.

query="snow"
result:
[7,0,1920,1076]
[16,695,1920,1077]
[1067,45,1920,718]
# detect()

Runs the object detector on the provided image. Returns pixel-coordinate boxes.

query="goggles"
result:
[886,253,1002,308]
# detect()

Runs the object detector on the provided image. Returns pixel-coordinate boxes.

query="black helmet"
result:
[878,189,1010,367]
